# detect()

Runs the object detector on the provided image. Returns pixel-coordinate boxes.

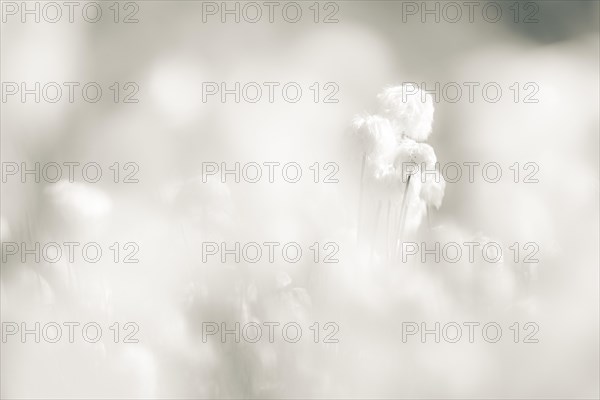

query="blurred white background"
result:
[1,1,599,398]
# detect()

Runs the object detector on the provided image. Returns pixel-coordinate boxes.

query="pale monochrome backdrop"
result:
[0,1,599,399]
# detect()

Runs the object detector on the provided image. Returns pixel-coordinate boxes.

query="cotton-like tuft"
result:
[353,114,400,187]
[392,139,445,209]
[377,83,434,142]
[352,113,397,159]
[392,139,431,181]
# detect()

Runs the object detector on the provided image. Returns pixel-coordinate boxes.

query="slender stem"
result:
[385,199,391,263]
[399,175,413,234]
[357,152,366,244]
[395,174,412,260]
[426,204,432,231]
[369,199,382,266]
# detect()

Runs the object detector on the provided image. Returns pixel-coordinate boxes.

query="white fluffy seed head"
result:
[415,143,437,168]
[352,113,397,159]
[392,140,445,209]
[377,83,434,142]
[353,95,444,213]
[392,139,436,180]
[392,138,421,166]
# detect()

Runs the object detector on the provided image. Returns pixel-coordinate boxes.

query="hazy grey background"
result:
[1,1,599,398]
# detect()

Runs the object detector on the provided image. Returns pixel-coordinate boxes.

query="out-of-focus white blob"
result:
[1,267,55,313]
[267,272,313,325]
[148,57,210,127]
[0,216,10,241]
[164,175,233,230]
[377,83,435,142]
[281,287,312,325]
[469,233,516,309]
[430,224,517,311]
[276,271,292,290]
[416,344,489,396]
[112,346,158,398]
[79,278,113,318]
[184,281,208,309]
[46,180,112,220]
[151,306,217,380]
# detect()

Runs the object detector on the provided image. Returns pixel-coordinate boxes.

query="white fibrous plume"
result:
[353,114,397,161]
[377,83,434,142]
[352,84,446,261]
[393,141,446,210]
[353,114,401,192]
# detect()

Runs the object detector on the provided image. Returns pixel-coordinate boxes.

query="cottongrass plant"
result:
[353,83,446,263]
